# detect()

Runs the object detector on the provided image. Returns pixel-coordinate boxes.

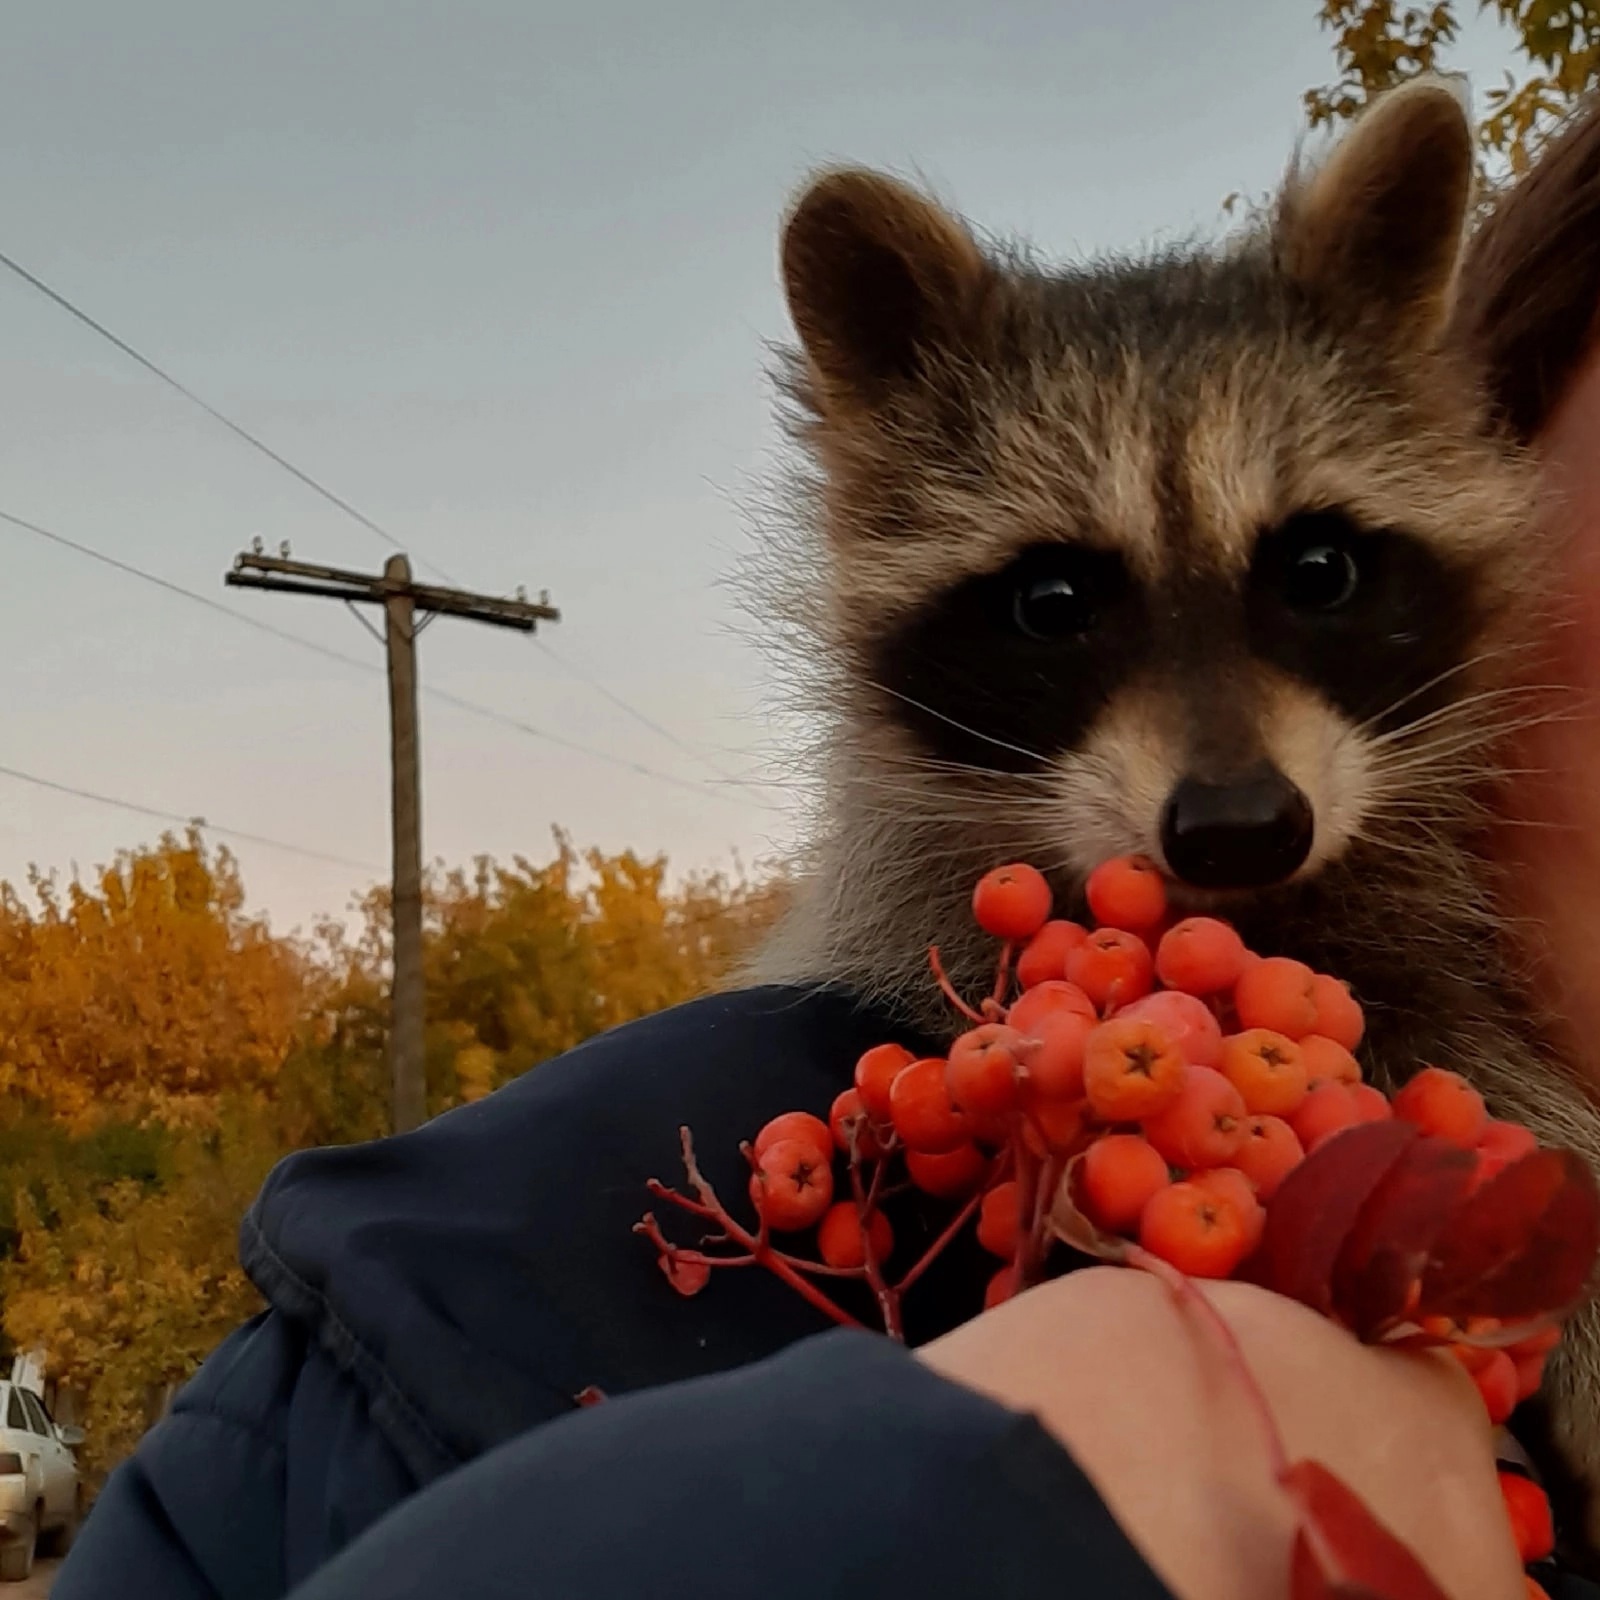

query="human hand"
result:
[916,1266,1524,1600]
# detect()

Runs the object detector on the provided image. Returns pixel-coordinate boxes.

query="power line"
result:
[0,760,382,873]
[0,506,777,810]
[0,244,773,795]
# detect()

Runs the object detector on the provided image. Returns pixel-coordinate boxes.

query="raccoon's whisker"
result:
[1344,648,1549,741]
[1359,681,1580,750]
[862,682,1054,768]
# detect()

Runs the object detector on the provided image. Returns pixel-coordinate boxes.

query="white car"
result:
[0,1382,83,1581]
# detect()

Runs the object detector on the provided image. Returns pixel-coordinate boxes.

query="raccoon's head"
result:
[754,80,1552,1015]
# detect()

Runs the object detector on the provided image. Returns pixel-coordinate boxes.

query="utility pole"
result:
[225,543,559,1135]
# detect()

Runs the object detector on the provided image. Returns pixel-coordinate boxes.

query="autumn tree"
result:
[1308,1,1600,174]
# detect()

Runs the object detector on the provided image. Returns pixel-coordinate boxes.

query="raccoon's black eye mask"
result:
[872,508,1478,773]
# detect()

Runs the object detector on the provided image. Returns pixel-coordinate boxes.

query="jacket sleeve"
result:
[281,1328,1177,1600]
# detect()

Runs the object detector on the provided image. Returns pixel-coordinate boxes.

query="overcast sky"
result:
[0,1,1518,933]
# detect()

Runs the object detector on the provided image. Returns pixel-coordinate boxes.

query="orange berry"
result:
[905,1142,989,1198]
[816,1202,893,1269]
[748,1139,834,1232]
[829,1087,883,1160]
[754,1111,834,1166]
[1083,1017,1185,1120]
[1021,1010,1093,1100]
[972,863,1053,941]
[1142,1063,1249,1170]
[984,1266,1018,1308]
[1299,1033,1362,1088]
[1234,956,1319,1038]
[1310,973,1365,1050]
[1513,1351,1548,1403]
[1009,977,1096,1026]
[977,1179,1024,1257]
[1085,854,1168,934]
[1393,1067,1487,1149]
[1219,1029,1309,1117]
[854,1043,915,1121]
[1080,1134,1170,1233]
[1234,1115,1305,1200]
[1472,1349,1519,1425]
[945,1024,1024,1121]
[1067,928,1154,1011]
[1019,1086,1088,1154]
[1290,1082,1362,1151]
[1508,1325,1562,1361]
[1348,1083,1393,1124]
[1190,1167,1265,1253]
[1473,1119,1539,1190]
[888,1057,968,1154]
[1016,920,1089,988]
[1499,1472,1555,1565]
[1138,1180,1256,1278]
[1155,916,1249,996]
[1117,990,1223,1068]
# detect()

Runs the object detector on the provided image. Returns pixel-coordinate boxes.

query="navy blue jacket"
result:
[49,987,1600,1598]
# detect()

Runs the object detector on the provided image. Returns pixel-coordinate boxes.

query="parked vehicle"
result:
[0,1381,83,1581]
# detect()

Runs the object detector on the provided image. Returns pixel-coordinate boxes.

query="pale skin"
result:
[915,338,1600,1600]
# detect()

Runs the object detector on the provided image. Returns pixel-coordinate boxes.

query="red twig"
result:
[928,945,986,1025]
[895,1146,1012,1297]
[989,940,1014,1011]
[851,1156,905,1341]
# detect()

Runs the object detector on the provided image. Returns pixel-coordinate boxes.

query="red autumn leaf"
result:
[1283,1459,1452,1600]
[1418,1149,1600,1323]
[657,1252,712,1297]
[1245,1120,1419,1318]
[1332,1134,1477,1339]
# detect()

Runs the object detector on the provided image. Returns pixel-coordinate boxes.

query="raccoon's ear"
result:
[1278,77,1476,344]
[781,168,990,408]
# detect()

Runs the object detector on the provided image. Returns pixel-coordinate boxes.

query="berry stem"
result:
[1125,1243,1290,1482]
[928,945,987,1025]
[850,1155,905,1341]
[988,940,1015,1015]
[895,1148,1011,1297]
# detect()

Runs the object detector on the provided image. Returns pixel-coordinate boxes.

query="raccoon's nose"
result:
[1159,764,1315,890]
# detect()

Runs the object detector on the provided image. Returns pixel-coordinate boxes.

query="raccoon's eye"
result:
[1283,541,1362,612]
[1010,551,1120,639]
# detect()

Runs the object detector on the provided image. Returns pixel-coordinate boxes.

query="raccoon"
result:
[748,80,1600,1558]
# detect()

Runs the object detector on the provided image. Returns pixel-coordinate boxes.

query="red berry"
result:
[1007,979,1097,1035]
[977,1179,1024,1257]
[1234,956,1319,1038]
[1080,1134,1170,1233]
[1299,1033,1362,1088]
[754,1111,833,1166]
[748,1138,834,1231]
[1190,1167,1265,1254]
[816,1202,893,1269]
[1020,1010,1093,1101]
[945,1025,1024,1121]
[1142,1064,1249,1170]
[1290,1082,1362,1151]
[855,1043,915,1121]
[1348,1083,1393,1124]
[906,1142,989,1198]
[1155,917,1249,996]
[1393,1067,1487,1149]
[1472,1349,1519,1425]
[1016,920,1090,988]
[829,1087,883,1160]
[1219,1029,1309,1117]
[1019,1086,1088,1155]
[1138,1180,1256,1278]
[888,1058,968,1154]
[1116,990,1223,1068]
[1067,929,1154,1011]
[1472,1119,1540,1191]
[1083,1017,1184,1120]
[1310,974,1365,1050]
[1085,854,1168,934]
[1499,1472,1555,1565]
[972,863,1053,942]
[1234,1115,1304,1199]
[984,1266,1018,1308]
[1513,1351,1548,1403]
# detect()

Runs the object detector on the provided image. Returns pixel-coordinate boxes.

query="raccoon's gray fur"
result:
[746,80,1600,1557]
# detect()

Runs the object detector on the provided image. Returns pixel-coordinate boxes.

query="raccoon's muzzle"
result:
[1160,761,1315,889]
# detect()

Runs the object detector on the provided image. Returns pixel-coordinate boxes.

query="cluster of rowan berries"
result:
[645,854,1585,1593]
